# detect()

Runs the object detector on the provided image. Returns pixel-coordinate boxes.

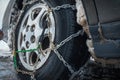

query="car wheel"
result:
[15,0,89,80]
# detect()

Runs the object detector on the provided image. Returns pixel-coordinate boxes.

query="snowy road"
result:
[0,57,18,80]
[0,40,18,80]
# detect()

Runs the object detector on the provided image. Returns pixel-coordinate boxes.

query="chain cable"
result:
[56,30,84,49]
[51,4,76,11]
[9,0,83,80]
[52,30,84,74]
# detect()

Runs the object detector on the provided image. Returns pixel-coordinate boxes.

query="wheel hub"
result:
[17,3,55,71]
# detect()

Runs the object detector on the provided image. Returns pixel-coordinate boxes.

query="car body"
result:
[81,0,120,65]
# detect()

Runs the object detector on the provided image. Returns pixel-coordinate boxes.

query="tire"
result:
[15,0,89,80]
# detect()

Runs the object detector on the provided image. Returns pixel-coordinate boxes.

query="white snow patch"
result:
[0,0,10,29]
[76,0,85,25]
[0,40,11,57]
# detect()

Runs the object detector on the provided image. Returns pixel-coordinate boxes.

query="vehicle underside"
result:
[1,0,120,80]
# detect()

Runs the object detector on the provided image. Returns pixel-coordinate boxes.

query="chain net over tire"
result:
[8,0,90,80]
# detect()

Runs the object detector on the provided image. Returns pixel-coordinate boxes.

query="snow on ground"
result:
[0,41,18,80]
[0,56,18,80]
[0,40,11,57]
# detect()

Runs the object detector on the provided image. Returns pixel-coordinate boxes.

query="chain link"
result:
[23,0,38,5]
[16,69,34,76]
[56,30,84,49]
[9,0,81,80]
[51,4,76,11]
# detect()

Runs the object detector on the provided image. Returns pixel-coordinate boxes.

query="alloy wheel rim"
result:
[17,3,55,71]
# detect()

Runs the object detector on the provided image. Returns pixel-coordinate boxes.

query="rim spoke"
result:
[34,8,46,24]
[35,51,42,61]
[27,11,33,25]
[26,52,30,65]
[21,41,26,49]
[44,28,49,35]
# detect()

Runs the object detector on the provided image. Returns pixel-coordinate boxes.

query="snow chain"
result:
[10,0,83,80]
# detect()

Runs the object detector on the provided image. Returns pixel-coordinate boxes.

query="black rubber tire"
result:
[15,0,89,80]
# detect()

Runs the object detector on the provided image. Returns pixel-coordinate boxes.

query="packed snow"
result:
[0,40,10,57]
